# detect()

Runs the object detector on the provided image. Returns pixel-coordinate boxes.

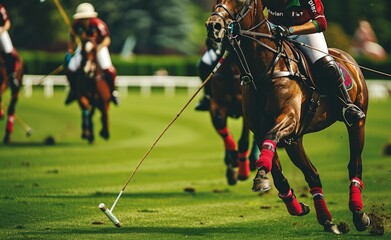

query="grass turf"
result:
[0,88,390,239]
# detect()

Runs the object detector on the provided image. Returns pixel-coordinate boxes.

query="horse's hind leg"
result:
[347,124,370,231]
[237,121,250,180]
[285,138,340,234]
[3,85,19,144]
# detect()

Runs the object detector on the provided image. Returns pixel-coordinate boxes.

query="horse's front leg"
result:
[252,89,301,192]
[210,105,238,185]
[347,123,370,231]
[237,120,250,180]
[285,138,341,234]
[98,101,110,140]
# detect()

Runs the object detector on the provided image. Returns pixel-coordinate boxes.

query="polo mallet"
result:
[99,50,230,228]
[15,115,33,137]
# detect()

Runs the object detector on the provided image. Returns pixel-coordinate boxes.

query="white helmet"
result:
[73,3,98,19]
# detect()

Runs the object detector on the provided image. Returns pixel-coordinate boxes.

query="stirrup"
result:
[342,104,366,126]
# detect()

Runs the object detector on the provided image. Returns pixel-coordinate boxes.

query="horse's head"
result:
[206,0,259,43]
[81,38,98,78]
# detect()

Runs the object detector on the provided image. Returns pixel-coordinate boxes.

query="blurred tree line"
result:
[3,0,390,55]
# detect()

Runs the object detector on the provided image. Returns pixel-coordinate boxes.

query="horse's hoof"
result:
[252,169,271,192]
[99,129,109,140]
[299,202,310,216]
[353,210,370,232]
[323,220,341,235]
[226,166,237,185]
[3,136,10,144]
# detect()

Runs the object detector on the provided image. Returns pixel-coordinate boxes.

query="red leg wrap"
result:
[7,114,15,133]
[255,140,276,172]
[238,159,250,178]
[310,187,332,224]
[279,189,303,216]
[238,150,249,161]
[349,178,364,212]
[217,128,236,151]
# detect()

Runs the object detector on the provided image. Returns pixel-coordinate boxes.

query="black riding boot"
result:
[314,56,365,126]
[195,59,213,111]
[65,70,78,105]
[104,67,119,105]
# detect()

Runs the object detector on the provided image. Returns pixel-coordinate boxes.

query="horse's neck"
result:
[241,1,275,76]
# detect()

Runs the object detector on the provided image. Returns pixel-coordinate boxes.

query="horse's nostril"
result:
[214,23,222,31]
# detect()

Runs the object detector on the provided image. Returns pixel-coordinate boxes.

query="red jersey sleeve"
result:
[92,18,110,39]
[301,0,327,32]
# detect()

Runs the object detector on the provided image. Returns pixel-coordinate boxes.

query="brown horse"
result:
[206,0,369,234]
[0,51,23,144]
[74,38,111,144]
[208,53,259,185]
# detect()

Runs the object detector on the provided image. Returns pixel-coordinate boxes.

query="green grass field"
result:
[0,88,390,239]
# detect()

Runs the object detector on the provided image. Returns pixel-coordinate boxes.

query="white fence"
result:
[22,75,202,98]
[22,75,390,99]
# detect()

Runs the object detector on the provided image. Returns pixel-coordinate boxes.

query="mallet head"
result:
[99,203,122,228]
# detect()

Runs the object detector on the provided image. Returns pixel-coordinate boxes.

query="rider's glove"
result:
[274,25,292,39]
[64,52,72,66]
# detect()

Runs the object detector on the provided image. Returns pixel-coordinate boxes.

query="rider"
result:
[263,0,365,125]
[194,38,222,111]
[0,4,21,88]
[64,2,119,105]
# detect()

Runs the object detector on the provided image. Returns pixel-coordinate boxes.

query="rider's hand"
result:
[64,52,72,66]
[274,25,292,39]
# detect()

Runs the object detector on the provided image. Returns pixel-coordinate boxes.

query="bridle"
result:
[212,0,256,26]
[210,0,293,90]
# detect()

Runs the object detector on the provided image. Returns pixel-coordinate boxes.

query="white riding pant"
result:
[0,31,14,54]
[268,21,329,63]
[68,46,113,72]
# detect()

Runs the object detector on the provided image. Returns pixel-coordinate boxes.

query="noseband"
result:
[212,0,256,27]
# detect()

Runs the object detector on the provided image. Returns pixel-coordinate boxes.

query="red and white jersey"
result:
[263,0,327,32]
[0,4,9,27]
[71,17,110,44]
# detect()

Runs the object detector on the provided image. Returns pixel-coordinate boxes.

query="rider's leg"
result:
[4,50,20,87]
[195,42,221,111]
[291,31,365,126]
[1,31,20,86]
[64,69,78,105]
[313,55,365,125]
[97,47,119,105]
[195,59,212,111]
[103,66,119,105]
[65,49,82,105]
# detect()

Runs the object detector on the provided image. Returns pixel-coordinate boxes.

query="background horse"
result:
[208,55,259,185]
[207,0,369,234]
[0,51,23,144]
[75,39,111,144]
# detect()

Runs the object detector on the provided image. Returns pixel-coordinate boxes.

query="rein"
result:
[218,1,299,90]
